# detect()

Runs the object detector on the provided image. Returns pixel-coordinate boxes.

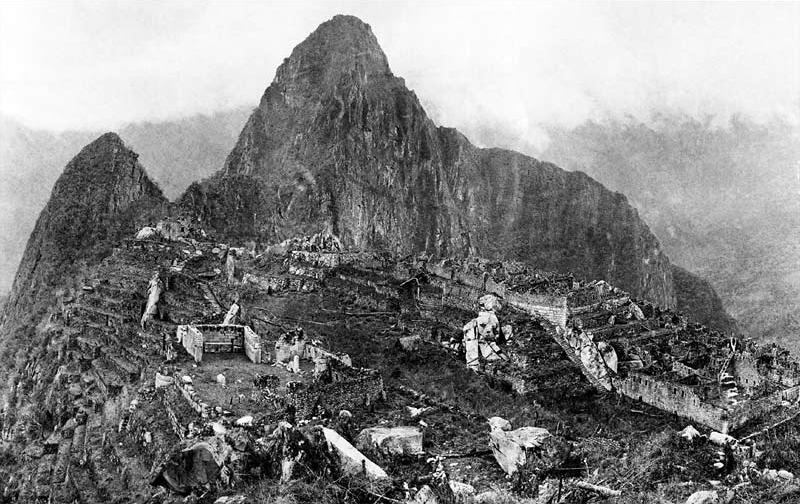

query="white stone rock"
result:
[478,294,502,312]
[235,415,253,427]
[398,335,422,352]
[322,427,388,480]
[708,431,736,446]
[212,423,227,436]
[489,426,551,476]
[685,490,719,504]
[679,425,702,441]
[406,406,432,418]
[487,416,512,431]
[155,373,174,388]
[778,469,794,480]
[413,485,437,504]
[356,426,424,456]
[449,480,475,501]
[216,374,227,386]
[213,495,246,504]
[135,226,158,240]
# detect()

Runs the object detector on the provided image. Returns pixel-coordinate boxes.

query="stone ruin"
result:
[176,324,263,364]
[424,257,800,435]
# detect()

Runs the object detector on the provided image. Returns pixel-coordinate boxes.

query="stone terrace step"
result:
[50,437,73,485]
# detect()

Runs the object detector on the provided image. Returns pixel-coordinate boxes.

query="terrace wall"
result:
[615,372,730,432]
[506,293,568,328]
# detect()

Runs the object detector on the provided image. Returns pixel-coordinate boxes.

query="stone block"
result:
[356,426,424,456]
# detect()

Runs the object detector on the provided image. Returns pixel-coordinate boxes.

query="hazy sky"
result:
[1,1,798,148]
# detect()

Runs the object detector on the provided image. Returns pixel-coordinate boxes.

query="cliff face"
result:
[203,15,674,305]
[672,265,738,333]
[2,133,167,324]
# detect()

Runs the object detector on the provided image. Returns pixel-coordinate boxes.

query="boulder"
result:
[151,436,233,494]
[489,426,551,476]
[406,406,433,418]
[685,490,719,504]
[322,427,388,480]
[778,469,794,480]
[478,294,502,312]
[155,373,174,388]
[449,480,475,501]
[235,415,253,427]
[398,335,422,352]
[709,432,736,446]
[214,496,247,504]
[216,373,227,386]
[356,426,423,456]
[413,485,438,504]
[487,416,512,431]
[135,226,158,240]
[679,425,702,441]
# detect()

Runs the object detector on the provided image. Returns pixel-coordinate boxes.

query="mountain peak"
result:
[274,14,391,88]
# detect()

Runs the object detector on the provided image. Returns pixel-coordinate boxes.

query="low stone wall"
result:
[177,325,203,362]
[172,373,210,418]
[286,371,385,419]
[672,361,700,378]
[729,385,800,430]
[615,372,729,432]
[303,344,352,368]
[243,327,263,364]
[242,272,318,293]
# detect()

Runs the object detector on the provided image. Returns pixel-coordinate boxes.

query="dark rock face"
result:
[209,15,674,305]
[672,265,737,333]
[3,133,167,323]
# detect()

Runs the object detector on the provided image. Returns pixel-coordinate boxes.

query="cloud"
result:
[1,0,797,147]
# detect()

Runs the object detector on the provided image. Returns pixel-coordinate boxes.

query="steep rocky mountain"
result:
[541,117,799,345]
[186,15,675,307]
[0,110,249,294]
[1,133,166,346]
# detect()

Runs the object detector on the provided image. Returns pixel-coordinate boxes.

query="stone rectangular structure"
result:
[176,324,262,364]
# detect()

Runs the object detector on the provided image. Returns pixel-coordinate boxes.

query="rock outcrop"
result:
[182,15,675,306]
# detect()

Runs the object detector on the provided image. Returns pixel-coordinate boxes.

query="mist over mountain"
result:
[537,116,799,345]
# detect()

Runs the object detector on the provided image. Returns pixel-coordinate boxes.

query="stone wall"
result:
[505,292,568,328]
[303,344,352,367]
[672,361,700,379]
[196,324,244,353]
[177,325,203,363]
[615,372,729,432]
[242,272,318,293]
[177,324,263,363]
[286,371,385,419]
[243,327,262,364]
